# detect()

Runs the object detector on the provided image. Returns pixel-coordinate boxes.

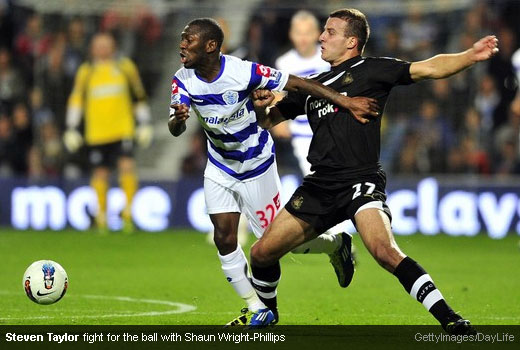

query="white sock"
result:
[218,245,265,312]
[291,232,342,255]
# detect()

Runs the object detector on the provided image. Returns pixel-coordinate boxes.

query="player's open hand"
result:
[252,89,275,109]
[170,103,190,122]
[340,96,380,124]
[471,35,499,62]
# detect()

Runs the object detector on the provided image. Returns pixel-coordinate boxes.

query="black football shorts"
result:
[285,169,391,233]
[87,139,134,168]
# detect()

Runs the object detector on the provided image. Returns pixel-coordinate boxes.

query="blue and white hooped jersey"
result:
[170,54,289,182]
[275,46,330,139]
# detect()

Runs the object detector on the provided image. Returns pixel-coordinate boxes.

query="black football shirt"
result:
[276,55,414,177]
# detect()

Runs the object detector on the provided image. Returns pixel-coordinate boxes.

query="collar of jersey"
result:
[195,54,226,83]
[331,55,363,72]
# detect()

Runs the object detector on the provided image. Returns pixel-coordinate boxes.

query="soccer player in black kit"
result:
[249,8,499,333]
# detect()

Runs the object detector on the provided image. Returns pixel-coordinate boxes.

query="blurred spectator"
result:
[229,17,264,62]
[35,39,72,131]
[382,26,407,59]
[488,26,518,129]
[399,5,438,60]
[101,0,163,95]
[29,119,64,178]
[493,97,520,175]
[431,79,458,127]
[461,107,489,150]
[29,86,54,131]
[380,115,408,171]
[474,74,500,134]
[0,0,15,50]
[410,100,454,173]
[14,13,52,85]
[247,0,300,66]
[0,111,13,175]
[101,0,162,59]
[63,17,88,79]
[447,108,491,174]
[180,127,207,178]
[10,102,33,175]
[394,130,420,174]
[0,47,25,110]
[447,136,490,174]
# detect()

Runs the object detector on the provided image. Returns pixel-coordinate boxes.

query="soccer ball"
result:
[23,260,68,305]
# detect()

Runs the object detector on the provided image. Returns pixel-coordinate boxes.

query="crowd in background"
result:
[0,0,163,179]
[0,0,519,180]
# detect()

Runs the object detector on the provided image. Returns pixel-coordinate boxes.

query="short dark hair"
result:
[188,18,224,51]
[329,9,370,53]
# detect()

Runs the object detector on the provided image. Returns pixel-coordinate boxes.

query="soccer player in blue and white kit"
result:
[168,18,378,326]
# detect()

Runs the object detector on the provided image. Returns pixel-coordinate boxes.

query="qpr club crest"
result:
[42,263,56,290]
[222,90,239,105]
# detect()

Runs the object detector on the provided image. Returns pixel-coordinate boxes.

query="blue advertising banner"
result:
[0,176,519,238]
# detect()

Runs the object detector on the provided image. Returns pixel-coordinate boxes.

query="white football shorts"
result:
[204,163,282,238]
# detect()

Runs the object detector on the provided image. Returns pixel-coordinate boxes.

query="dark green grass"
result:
[0,229,518,325]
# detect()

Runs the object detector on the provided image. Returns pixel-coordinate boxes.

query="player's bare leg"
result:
[354,208,405,272]
[210,212,266,325]
[355,207,475,335]
[90,166,110,233]
[251,209,317,267]
[211,212,241,255]
[249,208,318,326]
[118,156,137,233]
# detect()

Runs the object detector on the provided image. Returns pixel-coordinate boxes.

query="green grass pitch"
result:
[0,229,519,325]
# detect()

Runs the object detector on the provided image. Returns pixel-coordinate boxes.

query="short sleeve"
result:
[250,62,290,92]
[374,57,413,86]
[275,91,307,120]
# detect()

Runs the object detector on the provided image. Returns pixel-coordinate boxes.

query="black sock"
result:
[251,262,280,313]
[394,256,459,326]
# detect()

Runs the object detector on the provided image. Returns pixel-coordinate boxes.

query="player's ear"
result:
[206,39,218,53]
[346,36,358,50]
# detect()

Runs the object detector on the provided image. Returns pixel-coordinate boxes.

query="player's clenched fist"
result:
[168,103,189,136]
[170,103,190,122]
[252,89,275,109]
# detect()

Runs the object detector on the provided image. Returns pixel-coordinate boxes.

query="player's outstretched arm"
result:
[168,103,189,137]
[410,35,499,81]
[284,75,379,123]
[252,90,286,129]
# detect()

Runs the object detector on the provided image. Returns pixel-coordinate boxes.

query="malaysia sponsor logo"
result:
[203,107,246,125]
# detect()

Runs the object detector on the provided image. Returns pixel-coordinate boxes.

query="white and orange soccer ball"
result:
[23,260,68,305]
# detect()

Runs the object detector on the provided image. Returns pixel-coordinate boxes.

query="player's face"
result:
[290,19,320,56]
[319,17,351,65]
[91,34,115,61]
[179,25,206,68]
